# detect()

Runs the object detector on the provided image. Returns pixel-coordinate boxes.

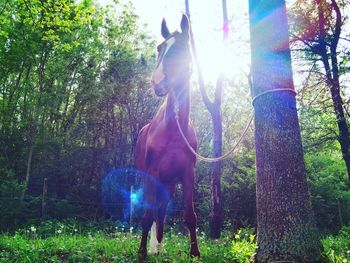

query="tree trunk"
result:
[209,91,223,239]
[20,44,48,202]
[329,80,350,188]
[185,0,226,239]
[315,0,350,188]
[249,0,321,261]
[21,143,34,202]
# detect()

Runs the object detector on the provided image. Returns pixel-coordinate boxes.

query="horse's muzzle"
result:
[152,79,169,97]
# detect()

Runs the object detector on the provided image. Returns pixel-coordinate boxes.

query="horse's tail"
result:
[149,221,163,254]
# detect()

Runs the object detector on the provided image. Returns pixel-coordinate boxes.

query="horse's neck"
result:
[165,83,190,131]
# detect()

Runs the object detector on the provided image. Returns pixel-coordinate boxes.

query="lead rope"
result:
[175,88,297,163]
[175,112,253,163]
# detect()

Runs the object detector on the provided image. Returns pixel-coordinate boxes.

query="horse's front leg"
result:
[182,168,200,257]
[138,176,158,262]
[137,209,153,262]
[154,185,174,253]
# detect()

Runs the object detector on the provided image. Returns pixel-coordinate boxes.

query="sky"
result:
[97,0,349,91]
[98,0,252,85]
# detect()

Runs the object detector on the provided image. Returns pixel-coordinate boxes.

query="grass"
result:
[0,221,349,262]
[0,221,236,263]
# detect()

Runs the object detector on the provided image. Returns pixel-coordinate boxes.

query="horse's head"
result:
[151,14,191,97]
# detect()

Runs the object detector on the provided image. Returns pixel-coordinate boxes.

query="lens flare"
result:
[130,190,142,206]
[101,167,169,222]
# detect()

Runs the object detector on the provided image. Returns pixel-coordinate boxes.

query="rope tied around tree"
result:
[175,88,298,163]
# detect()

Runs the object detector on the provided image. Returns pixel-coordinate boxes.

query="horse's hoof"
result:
[137,254,145,263]
[137,249,147,263]
[190,249,200,258]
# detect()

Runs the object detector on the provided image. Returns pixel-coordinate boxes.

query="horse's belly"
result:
[157,150,193,181]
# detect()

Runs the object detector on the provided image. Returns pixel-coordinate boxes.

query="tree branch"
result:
[185,5,214,112]
[330,0,341,52]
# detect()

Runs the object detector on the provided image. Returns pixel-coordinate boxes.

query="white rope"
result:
[252,88,297,105]
[175,112,254,163]
[175,88,297,163]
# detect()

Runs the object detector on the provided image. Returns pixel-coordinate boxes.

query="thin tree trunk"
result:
[22,64,32,123]
[316,0,350,188]
[21,144,34,202]
[185,0,225,239]
[249,0,321,261]
[209,103,223,238]
[314,0,350,188]
[20,44,48,202]
[20,104,39,203]
[329,80,350,188]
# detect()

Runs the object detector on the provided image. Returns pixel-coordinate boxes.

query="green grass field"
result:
[0,221,349,262]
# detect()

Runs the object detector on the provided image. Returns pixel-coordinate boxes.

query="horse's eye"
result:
[167,47,181,57]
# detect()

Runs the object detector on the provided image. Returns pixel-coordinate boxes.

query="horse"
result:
[135,14,200,259]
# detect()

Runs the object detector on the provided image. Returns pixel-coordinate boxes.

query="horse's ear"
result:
[180,14,189,35]
[161,18,170,39]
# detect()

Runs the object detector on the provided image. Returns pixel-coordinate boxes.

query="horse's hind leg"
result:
[183,168,200,257]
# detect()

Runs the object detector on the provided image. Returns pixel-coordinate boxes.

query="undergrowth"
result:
[0,220,349,262]
[322,226,350,263]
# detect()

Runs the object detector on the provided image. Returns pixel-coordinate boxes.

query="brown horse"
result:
[135,14,200,259]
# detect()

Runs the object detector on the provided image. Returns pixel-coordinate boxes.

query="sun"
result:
[185,2,251,87]
[194,32,251,87]
[108,0,252,88]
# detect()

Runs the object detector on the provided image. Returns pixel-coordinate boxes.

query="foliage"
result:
[322,226,350,262]
[289,0,350,71]
[305,151,350,231]
[0,0,157,229]
[289,0,350,195]
[231,229,257,263]
[300,97,350,232]
[0,157,23,228]
[222,160,256,230]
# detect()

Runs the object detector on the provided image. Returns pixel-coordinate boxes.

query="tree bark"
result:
[249,0,321,261]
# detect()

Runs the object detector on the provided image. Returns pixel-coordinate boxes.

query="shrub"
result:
[231,229,257,263]
[322,225,350,262]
